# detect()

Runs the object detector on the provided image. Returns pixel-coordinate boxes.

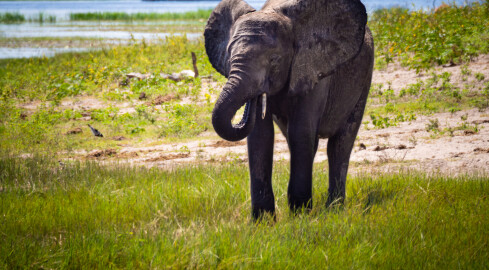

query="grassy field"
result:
[1,3,489,268]
[1,154,488,268]
[1,3,488,154]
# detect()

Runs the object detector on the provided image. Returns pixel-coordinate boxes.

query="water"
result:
[0,47,93,59]
[0,23,201,39]
[0,0,480,59]
[0,0,480,20]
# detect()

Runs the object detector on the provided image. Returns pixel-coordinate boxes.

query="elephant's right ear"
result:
[204,0,255,77]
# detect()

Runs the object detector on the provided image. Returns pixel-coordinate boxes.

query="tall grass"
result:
[369,1,489,71]
[0,12,56,23]
[1,154,488,268]
[33,12,56,23]
[69,9,212,21]
[0,12,25,23]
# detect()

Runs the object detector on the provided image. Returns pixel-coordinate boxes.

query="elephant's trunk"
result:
[212,76,258,141]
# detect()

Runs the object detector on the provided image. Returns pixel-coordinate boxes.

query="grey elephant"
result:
[204,0,374,219]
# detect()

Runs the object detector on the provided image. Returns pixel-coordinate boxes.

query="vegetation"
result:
[69,9,212,21]
[369,1,489,71]
[0,12,56,23]
[1,154,488,269]
[0,3,488,153]
[1,3,489,269]
[0,12,24,23]
[0,35,221,153]
[365,69,489,129]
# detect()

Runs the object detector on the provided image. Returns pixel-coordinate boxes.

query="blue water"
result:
[0,0,481,20]
[0,0,480,59]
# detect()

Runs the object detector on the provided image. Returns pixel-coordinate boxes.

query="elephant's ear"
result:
[278,0,367,95]
[204,0,255,77]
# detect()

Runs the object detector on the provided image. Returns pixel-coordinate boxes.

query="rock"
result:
[180,70,195,78]
[161,73,182,82]
[160,70,195,82]
[126,72,152,80]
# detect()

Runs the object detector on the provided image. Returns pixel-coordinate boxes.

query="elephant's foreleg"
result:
[326,89,369,206]
[247,100,275,220]
[287,108,320,212]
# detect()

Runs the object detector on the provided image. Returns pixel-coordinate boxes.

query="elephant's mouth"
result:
[232,93,266,128]
[232,98,254,129]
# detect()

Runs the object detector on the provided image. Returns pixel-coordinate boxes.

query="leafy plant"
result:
[426,118,440,133]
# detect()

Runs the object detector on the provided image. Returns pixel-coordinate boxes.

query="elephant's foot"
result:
[252,206,276,222]
[326,193,345,209]
[251,193,275,220]
[288,196,312,213]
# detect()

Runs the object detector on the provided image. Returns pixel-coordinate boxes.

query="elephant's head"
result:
[205,0,367,141]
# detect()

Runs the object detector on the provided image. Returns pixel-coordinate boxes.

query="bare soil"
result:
[62,55,489,175]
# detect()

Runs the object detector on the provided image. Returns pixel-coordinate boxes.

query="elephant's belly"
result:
[317,116,347,139]
[317,98,359,139]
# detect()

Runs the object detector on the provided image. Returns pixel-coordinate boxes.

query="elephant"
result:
[204,0,374,219]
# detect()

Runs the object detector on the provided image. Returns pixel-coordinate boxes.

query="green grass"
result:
[69,9,212,21]
[1,5,489,268]
[1,3,488,152]
[0,12,56,23]
[1,154,488,268]
[369,2,489,71]
[0,36,221,153]
[364,69,489,129]
[0,12,25,23]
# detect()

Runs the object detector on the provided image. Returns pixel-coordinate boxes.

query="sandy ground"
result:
[81,108,489,175]
[52,54,489,175]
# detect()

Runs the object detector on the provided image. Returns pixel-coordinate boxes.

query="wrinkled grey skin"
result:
[205,0,374,219]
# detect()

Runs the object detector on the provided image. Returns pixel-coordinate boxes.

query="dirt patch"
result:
[87,149,117,158]
[65,127,83,135]
[148,94,177,105]
[474,147,489,154]
[145,153,190,162]
[54,55,489,175]
[112,136,127,141]
[209,140,247,148]
[472,119,489,125]
[117,151,139,158]
[372,54,489,96]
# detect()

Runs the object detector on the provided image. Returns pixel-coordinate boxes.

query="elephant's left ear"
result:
[204,0,255,77]
[278,0,367,96]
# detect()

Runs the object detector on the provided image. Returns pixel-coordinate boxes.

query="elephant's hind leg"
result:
[326,89,369,207]
[247,99,275,220]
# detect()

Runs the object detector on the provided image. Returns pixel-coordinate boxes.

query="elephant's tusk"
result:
[261,93,267,119]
